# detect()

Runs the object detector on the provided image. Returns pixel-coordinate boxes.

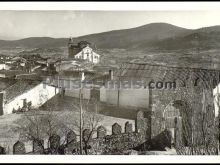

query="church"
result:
[68,38,100,64]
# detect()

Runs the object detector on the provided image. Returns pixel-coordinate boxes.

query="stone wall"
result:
[150,79,215,146]
[0,110,173,155]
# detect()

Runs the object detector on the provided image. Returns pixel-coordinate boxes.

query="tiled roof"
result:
[4,80,41,102]
[114,62,220,87]
[0,78,17,91]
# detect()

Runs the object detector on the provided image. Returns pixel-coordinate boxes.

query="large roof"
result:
[114,62,220,88]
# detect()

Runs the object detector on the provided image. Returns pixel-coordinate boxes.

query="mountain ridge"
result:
[0,23,220,51]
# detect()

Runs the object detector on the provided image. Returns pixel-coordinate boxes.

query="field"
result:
[98,48,220,70]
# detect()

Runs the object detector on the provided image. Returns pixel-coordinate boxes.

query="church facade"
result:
[68,38,100,64]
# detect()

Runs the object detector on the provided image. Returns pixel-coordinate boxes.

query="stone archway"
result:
[163,101,181,145]
[163,100,192,147]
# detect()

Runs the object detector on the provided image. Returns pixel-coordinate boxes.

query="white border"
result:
[0,155,220,163]
[0,1,220,163]
[0,2,220,11]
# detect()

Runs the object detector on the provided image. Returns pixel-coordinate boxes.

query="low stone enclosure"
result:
[0,111,172,155]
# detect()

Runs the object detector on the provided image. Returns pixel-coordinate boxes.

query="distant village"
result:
[0,37,219,155]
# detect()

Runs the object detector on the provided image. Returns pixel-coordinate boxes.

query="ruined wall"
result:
[150,80,214,144]
[0,110,164,155]
[88,132,144,155]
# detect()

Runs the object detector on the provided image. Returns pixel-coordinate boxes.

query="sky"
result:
[1,10,220,40]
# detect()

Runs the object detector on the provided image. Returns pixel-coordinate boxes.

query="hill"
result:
[74,23,191,49]
[0,23,191,49]
[0,37,67,49]
[0,23,220,56]
[153,25,220,51]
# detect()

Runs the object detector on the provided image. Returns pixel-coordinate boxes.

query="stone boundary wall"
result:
[0,111,172,155]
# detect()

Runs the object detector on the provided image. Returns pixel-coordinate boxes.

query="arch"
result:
[162,101,181,130]
[162,100,192,147]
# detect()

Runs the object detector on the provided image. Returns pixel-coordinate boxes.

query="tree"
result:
[63,98,103,155]
[82,112,103,155]
[14,109,71,154]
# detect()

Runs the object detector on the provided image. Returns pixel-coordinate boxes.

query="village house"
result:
[46,69,103,100]
[0,53,64,116]
[0,80,59,115]
[68,39,100,64]
[0,54,12,62]
[43,39,108,100]
[0,62,11,70]
[0,55,14,70]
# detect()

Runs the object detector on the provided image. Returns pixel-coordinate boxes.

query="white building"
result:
[0,80,59,115]
[68,40,101,64]
[74,46,100,64]
[0,63,11,70]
